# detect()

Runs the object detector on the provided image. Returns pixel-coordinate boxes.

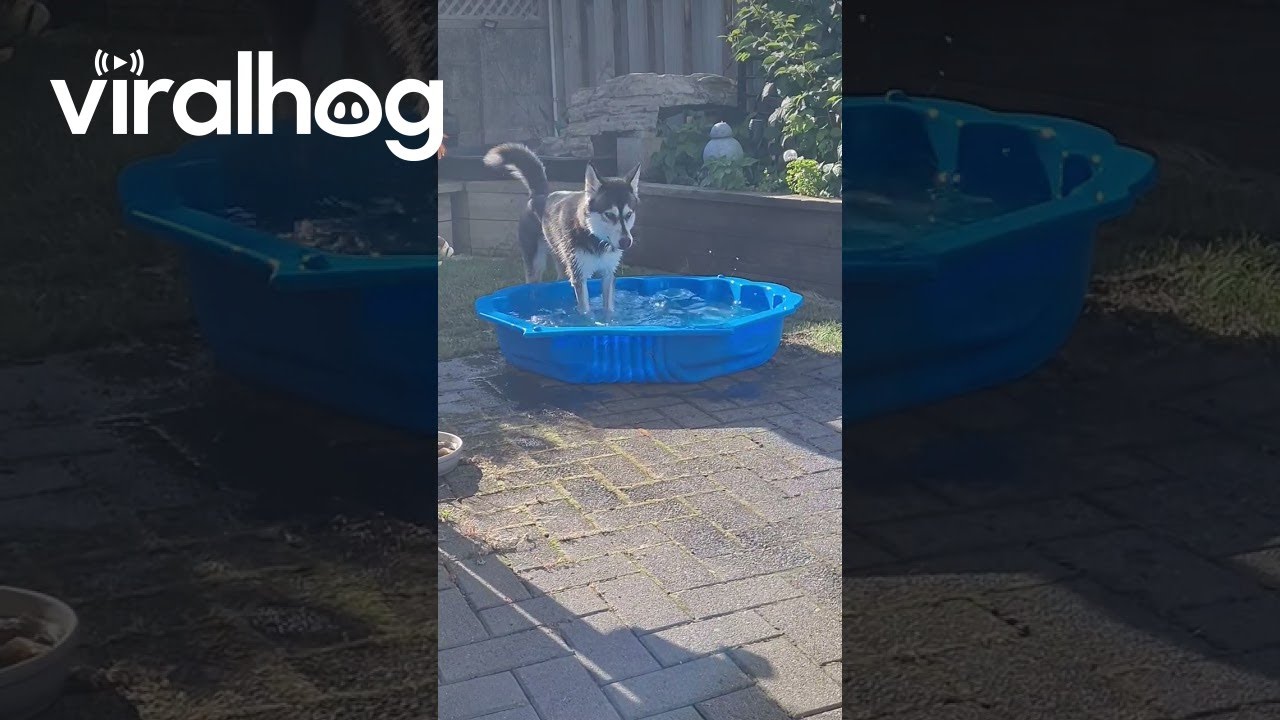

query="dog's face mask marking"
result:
[585,163,641,251]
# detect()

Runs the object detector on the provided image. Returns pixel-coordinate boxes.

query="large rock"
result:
[563,72,737,138]
[535,135,595,158]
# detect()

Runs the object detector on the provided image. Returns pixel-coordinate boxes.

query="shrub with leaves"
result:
[727,0,841,197]
[649,112,781,191]
[783,150,840,198]
[700,156,755,191]
[649,115,712,186]
[784,158,823,197]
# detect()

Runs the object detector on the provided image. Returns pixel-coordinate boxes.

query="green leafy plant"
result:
[726,0,841,197]
[784,156,841,198]
[700,156,756,191]
[785,158,824,197]
[649,112,770,190]
[648,114,714,186]
[756,164,789,194]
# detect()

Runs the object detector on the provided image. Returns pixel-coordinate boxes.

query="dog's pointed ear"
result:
[585,164,601,192]
[625,163,642,194]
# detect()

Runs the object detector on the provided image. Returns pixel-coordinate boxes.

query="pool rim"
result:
[116,133,439,292]
[474,275,804,337]
[842,92,1158,282]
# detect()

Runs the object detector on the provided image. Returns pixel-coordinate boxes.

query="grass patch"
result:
[785,291,842,355]
[1095,233,1280,340]
[1092,140,1280,343]
[437,255,527,360]
[439,254,841,360]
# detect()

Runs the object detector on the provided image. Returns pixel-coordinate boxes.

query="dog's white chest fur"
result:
[574,248,623,279]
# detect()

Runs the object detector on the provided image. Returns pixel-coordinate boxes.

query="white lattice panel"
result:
[439,0,542,18]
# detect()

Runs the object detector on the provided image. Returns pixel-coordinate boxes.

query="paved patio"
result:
[842,312,1280,720]
[0,335,841,720]
[3,306,1280,719]
[435,347,843,720]
[1,336,445,720]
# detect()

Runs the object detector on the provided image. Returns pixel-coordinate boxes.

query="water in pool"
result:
[843,184,1006,254]
[519,287,757,328]
[217,195,436,255]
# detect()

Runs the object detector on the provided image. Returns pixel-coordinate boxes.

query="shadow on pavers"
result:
[3,480,441,718]
[119,369,442,525]
[10,518,441,719]
[3,344,445,718]
[439,342,841,504]
[843,305,1280,713]
[438,521,794,720]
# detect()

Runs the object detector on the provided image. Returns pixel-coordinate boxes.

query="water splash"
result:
[1035,128,1066,199]
[923,110,961,183]
[519,288,757,328]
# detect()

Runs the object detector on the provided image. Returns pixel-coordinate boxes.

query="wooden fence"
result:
[439,0,552,145]
[440,0,743,145]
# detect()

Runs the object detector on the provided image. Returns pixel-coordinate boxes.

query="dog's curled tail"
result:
[483,143,550,199]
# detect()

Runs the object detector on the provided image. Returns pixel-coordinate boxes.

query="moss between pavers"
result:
[23,504,443,719]
[86,618,324,717]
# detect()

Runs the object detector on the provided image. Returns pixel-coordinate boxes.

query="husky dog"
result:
[483,143,640,317]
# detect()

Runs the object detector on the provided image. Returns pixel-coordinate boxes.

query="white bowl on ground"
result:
[438,431,463,476]
[0,586,79,720]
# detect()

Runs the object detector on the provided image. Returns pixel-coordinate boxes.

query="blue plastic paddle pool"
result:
[842,92,1158,421]
[475,276,803,383]
[117,124,438,432]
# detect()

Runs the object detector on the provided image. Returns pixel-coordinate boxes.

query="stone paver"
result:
[477,586,607,636]
[677,573,806,618]
[438,350,842,719]
[602,653,754,719]
[439,586,490,650]
[437,626,571,684]
[639,609,780,666]
[558,610,662,683]
[447,554,534,610]
[728,637,842,716]
[473,708,541,720]
[696,686,793,720]
[439,673,529,720]
[520,553,639,592]
[514,656,623,720]
[635,709,703,720]
[630,542,720,592]
[596,572,691,632]
[754,597,841,665]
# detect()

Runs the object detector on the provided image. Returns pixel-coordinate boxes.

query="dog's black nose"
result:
[619,236,633,250]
